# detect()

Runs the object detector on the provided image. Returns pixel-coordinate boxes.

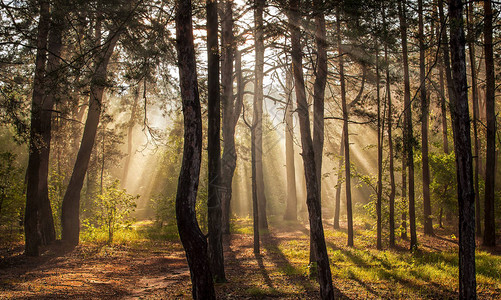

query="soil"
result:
[0,221,500,299]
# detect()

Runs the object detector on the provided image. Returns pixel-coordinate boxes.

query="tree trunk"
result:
[483,0,496,247]
[221,0,240,235]
[174,0,215,298]
[284,63,298,221]
[448,1,477,298]
[333,131,343,230]
[206,0,225,283]
[253,0,268,230]
[398,0,417,250]
[122,88,139,185]
[376,30,383,250]
[61,27,120,245]
[401,155,407,239]
[418,0,433,236]
[289,1,334,298]
[337,7,354,248]
[25,0,50,256]
[466,2,481,237]
[383,5,396,248]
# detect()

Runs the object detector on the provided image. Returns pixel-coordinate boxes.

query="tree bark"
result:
[333,131,343,230]
[284,63,298,221]
[467,2,481,237]
[61,26,120,245]
[337,7,354,248]
[419,0,433,236]
[253,0,268,230]
[174,0,215,298]
[483,0,496,247]
[289,1,334,298]
[25,0,50,256]
[383,5,396,248]
[448,1,477,298]
[220,0,240,235]
[376,28,383,250]
[206,0,225,283]
[398,0,417,250]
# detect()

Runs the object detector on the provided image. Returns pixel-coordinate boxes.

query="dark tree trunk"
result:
[284,64,298,221]
[401,156,407,239]
[253,0,268,230]
[25,0,50,256]
[61,27,120,245]
[383,5,396,248]
[467,2,481,238]
[337,7,354,248]
[310,0,327,265]
[398,0,417,250]
[174,0,215,298]
[206,0,225,283]
[419,0,433,236]
[439,64,449,155]
[376,33,383,250]
[251,125,260,254]
[483,0,496,247]
[221,0,240,235]
[448,1,477,298]
[289,1,334,298]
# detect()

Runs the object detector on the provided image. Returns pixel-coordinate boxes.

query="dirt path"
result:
[1,222,500,299]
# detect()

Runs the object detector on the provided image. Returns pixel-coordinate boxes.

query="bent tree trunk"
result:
[61,30,120,245]
[175,0,215,298]
[25,0,50,256]
[448,0,476,297]
[289,1,334,298]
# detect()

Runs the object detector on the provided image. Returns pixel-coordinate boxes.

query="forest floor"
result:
[1,218,500,299]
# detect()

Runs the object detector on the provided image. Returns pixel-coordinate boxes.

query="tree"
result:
[289,0,334,297]
[418,0,433,236]
[448,0,476,297]
[61,16,122,245]
[174,0,215,297]
[25,0,54,256]
[221,0,242,234]
[284,63,298,221]
[337,6,354,248]
[483,0,496,247]
[398,0,417,251]
[253,0,268,230]
[206,0,225,283]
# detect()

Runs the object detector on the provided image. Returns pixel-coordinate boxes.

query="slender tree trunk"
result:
[483,0,496,247]
[61,27,120,245]
[439,65,449,154]
[25,0,50,256]
[251,124,260,254]
[418,0,433,236]
[376,27,383,250]
[310,0,327,265]
[466,2,482,237]
[122,88,139,185]
[284,64,298,221]
[174,0,215,298]
[398,0,417,250]
[333,130,343,230]
[289,1,334,298]
[253,0,268,230]
[221,0,240,235]
[401,155,407,239]
[337,7,354,248]
[383,5,396,248]
[206,0,225,283]
[449,1,477,298]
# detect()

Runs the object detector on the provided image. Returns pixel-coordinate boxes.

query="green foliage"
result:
[428,151,457,220]
[0,151,25,241]
[83,180,138,244]
[48,169,66,239]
